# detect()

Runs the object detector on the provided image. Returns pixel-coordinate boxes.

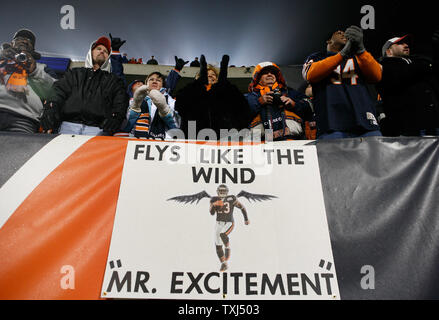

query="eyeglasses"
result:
[261,70,276,76]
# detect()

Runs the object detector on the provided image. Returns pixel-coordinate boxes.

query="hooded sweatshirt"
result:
[84,43,111,72]
[50,41,128,127]
[0,61,55,124]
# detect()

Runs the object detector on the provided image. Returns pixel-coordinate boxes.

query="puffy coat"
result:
[50,67,128,127]
[50,41,128,127]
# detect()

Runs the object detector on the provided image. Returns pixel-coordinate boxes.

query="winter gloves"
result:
[219,54,229,82]
[174,56,189,72]
[149,89,171,117]
[340,40,353,58]
[109,33,126,52]
[340,25,366,58]
[101,112,125,133]
[198,54,208,85]
[345,25,365,55]
[0,42,36,73]
[0,43,17,60]
[41,101,124,134]
[131,84,171,117]
[197,54,230,84]
[131,85,150,112]
[40,101,61,132]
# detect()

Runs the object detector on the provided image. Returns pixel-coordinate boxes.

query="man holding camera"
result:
[302,26,382,139]
[0,29,56,133]
[246,61,313,141]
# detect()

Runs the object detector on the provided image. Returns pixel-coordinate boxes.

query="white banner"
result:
[102,140,339,300]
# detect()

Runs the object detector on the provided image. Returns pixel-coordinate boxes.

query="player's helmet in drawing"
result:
[217,184,229,197]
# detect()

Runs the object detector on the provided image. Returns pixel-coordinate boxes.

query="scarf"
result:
[0,59,28,100]
[254,81,280,96]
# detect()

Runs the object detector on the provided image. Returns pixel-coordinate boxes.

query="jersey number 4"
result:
[331,58,359,85]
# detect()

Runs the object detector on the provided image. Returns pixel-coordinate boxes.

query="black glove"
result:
[109,33,126,51]
[101,112,124,133]
[411,54,434,74]
[40,101,61,132]
[12,37,41,60]
[198,54,208,85]
[339,40,354,58]
[0,43,18,60]
[174,56,189,71]
[218,54,229,82]
[344,25,365,54]
[12,38,33,53]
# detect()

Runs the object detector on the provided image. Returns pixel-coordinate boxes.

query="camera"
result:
[269,88,283,106]
[15,52,28,64]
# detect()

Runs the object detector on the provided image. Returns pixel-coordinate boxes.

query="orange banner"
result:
[0,136,128,299]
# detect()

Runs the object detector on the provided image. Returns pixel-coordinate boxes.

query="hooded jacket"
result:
[49,41,128,127]
[246,62,313,140]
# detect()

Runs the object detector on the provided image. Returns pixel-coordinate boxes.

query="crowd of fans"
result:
[1,27,439,141]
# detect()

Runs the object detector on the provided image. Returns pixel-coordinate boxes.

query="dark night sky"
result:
[0,0,436,66]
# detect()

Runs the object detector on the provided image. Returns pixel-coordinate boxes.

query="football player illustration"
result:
[167,184,277,272]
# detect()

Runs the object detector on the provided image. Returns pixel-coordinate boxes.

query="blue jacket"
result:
[166,69,181,98]
[110,53,126,86]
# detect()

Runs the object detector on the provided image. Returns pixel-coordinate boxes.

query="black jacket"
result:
[51,67,128,127]
[377,55,439,136]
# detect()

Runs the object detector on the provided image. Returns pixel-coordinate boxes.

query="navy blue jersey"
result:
[210,195,238,222]
[303,51,379,135]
